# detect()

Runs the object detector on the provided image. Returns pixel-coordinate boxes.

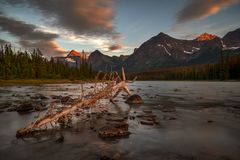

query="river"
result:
[0,81,240,160]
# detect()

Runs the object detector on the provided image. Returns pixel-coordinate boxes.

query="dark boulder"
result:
[56,134,64,143]
[39,95,49,100]
[140,120,154,125]
[16,102,33,112]
[125,94,143,104]
[35,105,48,111]
[61,96,73,104]
[7,107,16,112]
[143,109,152,114]
[51,95,62,99]
[106,117,125,122]
[98,122,130,138]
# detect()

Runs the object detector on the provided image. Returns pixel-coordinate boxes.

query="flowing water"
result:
[0,81,240,160]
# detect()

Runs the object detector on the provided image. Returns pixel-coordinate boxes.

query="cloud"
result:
[3,0,117,37]
[19,40,66,56]
[108,44,123,51]
[0,13,66,56]
[0,39,10,45]
[177,0,240,23]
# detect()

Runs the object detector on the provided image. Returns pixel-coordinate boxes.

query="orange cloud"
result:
[0,13,65,56]
[19,40,66,56]
[177,0,240,23]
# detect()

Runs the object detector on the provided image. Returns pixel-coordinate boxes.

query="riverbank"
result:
[0,79,97,86]
[1,79,239,86]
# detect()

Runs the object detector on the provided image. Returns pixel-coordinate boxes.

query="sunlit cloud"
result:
[177,0,240,23]
[0,12,66,56]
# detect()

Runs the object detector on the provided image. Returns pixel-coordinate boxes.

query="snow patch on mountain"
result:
[184,50,193,54]
[193,47,200,50]
[158,44,171,56]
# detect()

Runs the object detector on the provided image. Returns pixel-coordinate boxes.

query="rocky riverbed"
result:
[0,81,240,160]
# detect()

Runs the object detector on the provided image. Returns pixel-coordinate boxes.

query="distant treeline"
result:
[127,53,240,80]
[0,45,94,80]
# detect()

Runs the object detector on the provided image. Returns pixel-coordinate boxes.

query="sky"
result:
[0,0,240,57]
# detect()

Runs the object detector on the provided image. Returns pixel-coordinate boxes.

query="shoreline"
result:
[0,79,239,86]
[0,79,99,86]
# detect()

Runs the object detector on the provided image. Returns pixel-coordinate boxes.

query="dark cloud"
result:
[108,44,123,51]
[0,13,59,40]
[0,13,65,56]
[177,0,240,23]
[3,0,117,37]
[19,40,66,56]
[0,39,10,45]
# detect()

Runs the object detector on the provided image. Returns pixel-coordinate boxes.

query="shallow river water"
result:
[0,81,240,160]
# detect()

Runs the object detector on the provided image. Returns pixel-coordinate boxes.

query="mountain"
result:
[88,28,240,72]
[195,33,218,41]
[112,55,129,61]
[223,28,240,48]
[123,29,240,72]
[122,32,223,72]
[88,50,122,71]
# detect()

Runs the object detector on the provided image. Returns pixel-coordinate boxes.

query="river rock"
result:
[35,105,48,111]
[140,120,154,125]
[16,102,33,112]
[51,95,62,99]
[99,122,130,138]
[136,114,156,118]
[106,117,125,122]
[143,110,152,114]
[100,155,112,160]
[56,135,64,143]
[125,94,143,104]
[163,115,176,120]
[0,102,12,109]
[39,95,49,100]
[159,106,176,112]
[7,107,16,112]
[61,96,73,104]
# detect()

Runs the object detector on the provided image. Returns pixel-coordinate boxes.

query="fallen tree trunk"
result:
[16,68,133,138]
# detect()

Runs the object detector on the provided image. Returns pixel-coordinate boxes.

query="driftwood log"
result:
[16,68,134,138]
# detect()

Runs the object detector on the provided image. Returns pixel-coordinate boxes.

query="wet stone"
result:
[34,105,48,111]
[56,135,64,143]
[136,114,156,118]
[39,95,49,100]
[51,95,62,99]
[129,116,135,120]
[61,96,73,104]
[159,106,176,112]
[106,117,125,122]
[98,122,130,138]
[125,94,143,104]
[100,155,113,160]
[207,120,213,123]
[0,102,12,109]
[16,101,34,112]
[7,107,16,112]
[163,115,176,120]
[143,109,152,114]
[140,120,154,125]
[232,106,240,109]
[174,88,181,92]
